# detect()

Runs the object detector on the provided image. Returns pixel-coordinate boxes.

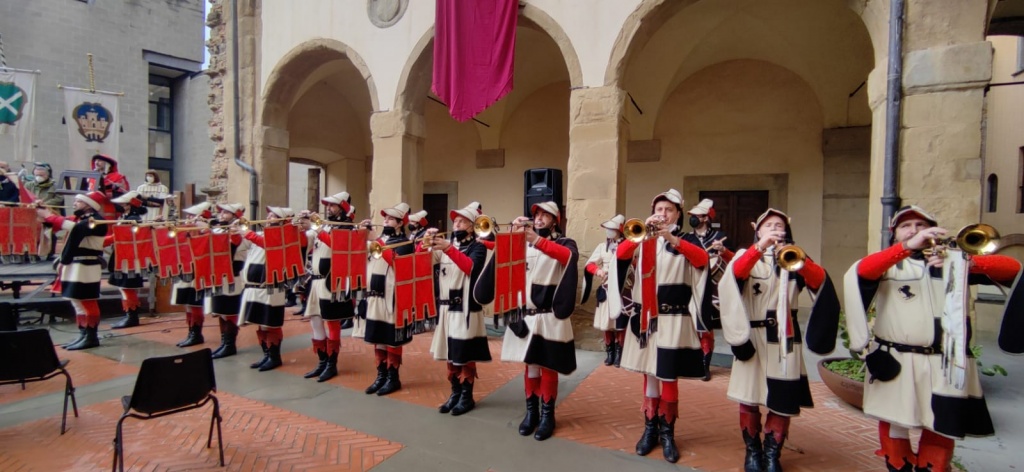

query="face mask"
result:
[605,229,619,239]
[537,227,552,238]
[453,230,469,241]
[145,176,155,184]
[74,208,89,219]
[35,176,48,183]
[407,224,418,233]
[689,216,702,229]
[381,226,396,237]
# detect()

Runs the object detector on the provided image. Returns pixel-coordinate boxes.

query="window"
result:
[987,174,998,213]
[148,74,173,188]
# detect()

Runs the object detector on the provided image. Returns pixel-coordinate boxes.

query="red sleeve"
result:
[382,249,395,266]
[720,248,735,263]
[798,257,826,291]
[675,238,709,268]
[617,239,638,260]
[732,246,763,280]
[971,255,1022,284]
[45,214,66,227]
[480,239,495,250]
[230,234,243,245]
[856,243,912,280]
[445,246,473,275]
[534,237,570,266]
[245,232,265,248]
[317,232,331,245]
[103,235,114,247]
[585,262,599,274]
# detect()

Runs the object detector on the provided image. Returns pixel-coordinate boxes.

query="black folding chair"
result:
[0,329,79,434]
[112,348,223,472]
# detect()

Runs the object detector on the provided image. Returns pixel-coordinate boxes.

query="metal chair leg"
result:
[112,416,127,472]
[212,396,224,466]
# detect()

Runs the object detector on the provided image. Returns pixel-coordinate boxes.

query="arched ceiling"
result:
[623,0,874,139]
[287,78,372,165]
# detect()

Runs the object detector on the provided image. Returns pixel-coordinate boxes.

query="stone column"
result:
[565,86,628,258]
[369,110,424,217]
[307,167,321,210]
[253,125,290,208]
[864,0,991,249]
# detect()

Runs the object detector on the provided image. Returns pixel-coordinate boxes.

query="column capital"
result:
[569,85,627,125]
[370,109,425,140]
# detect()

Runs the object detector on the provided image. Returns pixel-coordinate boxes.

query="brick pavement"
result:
[0,347,137,406]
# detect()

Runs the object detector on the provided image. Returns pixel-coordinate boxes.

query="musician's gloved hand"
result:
[731,340,756,361]
[509,319,529,338]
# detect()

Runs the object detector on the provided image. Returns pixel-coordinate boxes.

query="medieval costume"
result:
[205,203,250,359]
[582,214,628,367]
[682,198,735,381]
[408,209,429,242]
[171,202,213,348]
[88,154,129,199]
[363,203,417,396]
[428,203,490,416]
[43,191,113,350]
[719,208,840,472]
[617,189,710,463]
[491,201,578,441]
[136,170,171,222]
[302,192,358,382]
[844,205,1022,472]
[240,206,296,372]
[106,192,148,330]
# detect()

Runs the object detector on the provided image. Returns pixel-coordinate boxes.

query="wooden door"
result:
[697,190,770,251]
[422,193,449,232]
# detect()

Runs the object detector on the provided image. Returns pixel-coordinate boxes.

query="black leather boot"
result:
[250,341,270,369]
[63,327,86,349]
[763,434,784,472]
[177,324,205,347]
[702,352,714,382]
[636,416,659,456]
[110,309,139,329]
[304,348,328,378]
[211,331,237,359]
[518,395,539,436]
[659,413,680,463]
[376,365,402,395]
[604,342,615,366]
[450,380,475,416]
[439,374,461,414]
[533,398,556,441]
[66,326,100,351]
[743,430,765,472]
[613,341,623,367]
[365,361,387,394]
[259,343,283,371]
[317,351,338,382]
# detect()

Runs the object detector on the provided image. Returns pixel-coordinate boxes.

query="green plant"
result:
[971,345,1009,377]
[825,358,866,382]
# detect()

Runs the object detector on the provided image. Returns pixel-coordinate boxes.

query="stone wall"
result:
[206,0,229,202]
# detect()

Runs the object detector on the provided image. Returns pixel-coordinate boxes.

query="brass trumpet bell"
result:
[775,245,806,272]
[623,218,657,243]
[474,215,494,238]
[931,223,1001,256]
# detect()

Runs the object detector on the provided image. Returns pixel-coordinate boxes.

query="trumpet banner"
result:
[394,251,437,330]
[330,229,368,295]
[638,238,658,335]
[111,225,155,274]
[263,223,305,285]
[190,232,234,292]
[494,232,527,314]
[0,206,39,258]
[153,227,194,279]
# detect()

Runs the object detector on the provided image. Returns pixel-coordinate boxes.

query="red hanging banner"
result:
[0,206,40,259]
[111,225,156,275]
[330,229,368,294]
[153,227,194,280]
[263,223,305,286]
[190,232,234,292]
[493,232,527,315]
[393,251,437,330]
[638,238,659,336]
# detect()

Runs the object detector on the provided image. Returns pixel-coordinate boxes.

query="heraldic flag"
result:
[0,68,38,163]
[63,87,120,171]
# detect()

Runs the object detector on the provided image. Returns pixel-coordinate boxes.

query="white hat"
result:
[266,206,295,219]
[688,198,714,216]
[530,201,560,222]
[467,201,483,214]
[321,192,351,206]
[380,202,411,223]
[75,190,109,214]
[652,189,683,208]
[450,203,483,223]
[601,214,625,231]
[754,208,790,228]
[111,191,143,207]
[183,202,213,218]
[217,203,245,217]
[409,210,428,226]
[889,205,937,230]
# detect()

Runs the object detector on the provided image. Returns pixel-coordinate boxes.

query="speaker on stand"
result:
[523,168,564,221]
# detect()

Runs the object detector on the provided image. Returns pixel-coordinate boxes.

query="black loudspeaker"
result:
[523,168,564,217]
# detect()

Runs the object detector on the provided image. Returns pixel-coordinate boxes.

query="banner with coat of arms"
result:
[63,87,120,171]
[0,68,38,163]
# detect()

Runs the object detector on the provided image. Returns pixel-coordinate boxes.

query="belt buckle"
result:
[452,297,462,305]
[922,347,933,354]
[659,304,671,313]
[765,318,777,327]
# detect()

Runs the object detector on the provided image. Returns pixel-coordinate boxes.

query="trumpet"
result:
[234,217,291,232]
[472,215,531,239]
[925,223,1000,257]
[87,218,136,229]
[307,214,385,231]
[2,201,75,210]
[166,225,207,238]
[774,244,806,272]
[622,217,664,243]
[366,239,418,259]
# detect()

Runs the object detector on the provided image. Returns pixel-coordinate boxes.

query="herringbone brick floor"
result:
[278,335,523,410]
[0,391,402,471]
[0,347,137,405]
[557,363,881,471]
[109,313,309,350]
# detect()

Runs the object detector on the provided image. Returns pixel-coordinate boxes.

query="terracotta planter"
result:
[817,357,864,410]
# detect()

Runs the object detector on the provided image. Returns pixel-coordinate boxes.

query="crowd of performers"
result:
[9,155,1024,472]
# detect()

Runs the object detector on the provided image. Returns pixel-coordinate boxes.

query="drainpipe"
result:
[231,0,259,218]
[880,0,905,248]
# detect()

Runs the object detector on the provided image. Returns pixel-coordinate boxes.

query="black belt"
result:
[876,338,941,355]
[366,290,385,298]
[438,297,463,306]
[658,304,690,315]
[521,308,553,316]
[750,318,778,328]
[311,274,327,280]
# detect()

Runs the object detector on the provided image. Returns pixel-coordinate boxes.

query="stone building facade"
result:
[206,0,1019,304]
[0,0,211,192]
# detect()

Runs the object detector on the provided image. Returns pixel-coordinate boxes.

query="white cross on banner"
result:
[0,68,38,163]
[63,87,120,171]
